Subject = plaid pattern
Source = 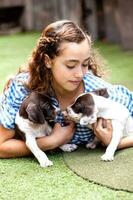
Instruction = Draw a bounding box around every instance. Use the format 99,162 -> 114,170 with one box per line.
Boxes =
0,72 -> 133,144
51,72 -> 133,144
0,73 -> 29,129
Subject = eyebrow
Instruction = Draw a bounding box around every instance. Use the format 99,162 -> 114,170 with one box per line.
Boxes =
65,57 -> 90,63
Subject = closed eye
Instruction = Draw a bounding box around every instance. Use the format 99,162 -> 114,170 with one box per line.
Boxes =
66,65 -> 76,69
82,63 -> 89,68
90,115 -> 97,120
66,64 -> 88,69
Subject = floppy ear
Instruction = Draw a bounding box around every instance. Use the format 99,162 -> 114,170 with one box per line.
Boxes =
83,105 -> 94,116
73,102 -> 83,113
92,88 -> 109,98
26,102 -> 45,124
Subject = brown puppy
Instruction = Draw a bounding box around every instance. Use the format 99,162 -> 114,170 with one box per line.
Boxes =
15,92 -> 56,167
65,88 -> 133,161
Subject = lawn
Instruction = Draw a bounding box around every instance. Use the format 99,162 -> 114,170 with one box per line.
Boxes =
0,33 -> 133,200
95,41 -> 133,90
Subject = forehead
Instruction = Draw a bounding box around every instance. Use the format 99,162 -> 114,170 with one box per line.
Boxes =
59,39 -> 90,60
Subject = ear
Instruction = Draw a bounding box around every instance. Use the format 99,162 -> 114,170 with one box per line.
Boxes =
75,102 -> 82,110
44,54 -> 52,69
92,88 -> 109,98
83,105 -> 94,115
73,102 -> 83,113
26,102 -> 45,124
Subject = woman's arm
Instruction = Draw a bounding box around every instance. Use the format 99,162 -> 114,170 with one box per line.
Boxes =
37,121 -> 75,151
93,118 -> 112,146
0,121 -> 75,158
93,118 -> 133,149
0,124 -> 31,158
117,136 -> 133,149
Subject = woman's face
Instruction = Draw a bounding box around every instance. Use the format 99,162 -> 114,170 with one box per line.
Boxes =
49,39 -> 90,94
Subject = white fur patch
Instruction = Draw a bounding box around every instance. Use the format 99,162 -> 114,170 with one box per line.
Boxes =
15,112 -> 53,167
66,92 -> 133,161
15,112 -> 52,137
66,107 -> 82,122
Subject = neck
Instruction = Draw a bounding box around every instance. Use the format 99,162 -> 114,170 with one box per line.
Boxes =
53,82 -> 84,110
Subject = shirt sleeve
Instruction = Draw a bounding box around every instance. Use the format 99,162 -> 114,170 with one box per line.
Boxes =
0,73 -> 29,129
84,72 -> 113,92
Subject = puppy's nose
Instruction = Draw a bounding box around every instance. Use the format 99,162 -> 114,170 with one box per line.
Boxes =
62,111 -> 68,117
66,108 -> 71,114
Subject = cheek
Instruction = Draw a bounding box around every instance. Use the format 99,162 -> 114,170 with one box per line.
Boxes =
83,67 -> 89,75
51,66 -> 66,81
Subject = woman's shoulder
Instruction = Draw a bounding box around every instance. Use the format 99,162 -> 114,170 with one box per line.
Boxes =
14,72 -> 29,84
0,72 -> 30,129
5,72 -> 30,96
83,72 -> 113,92
1,72 -> 30,105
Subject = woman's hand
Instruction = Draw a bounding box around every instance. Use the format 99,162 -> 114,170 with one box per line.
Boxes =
37,121 -> 75,151
92,118 -> 113,146
51,121 -> 75,145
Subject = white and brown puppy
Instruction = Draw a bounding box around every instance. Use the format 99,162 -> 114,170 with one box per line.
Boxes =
65,88 -> 133,161
15,92 -> 56,168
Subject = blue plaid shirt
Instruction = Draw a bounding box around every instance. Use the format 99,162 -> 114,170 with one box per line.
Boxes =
0,72 -> 133,144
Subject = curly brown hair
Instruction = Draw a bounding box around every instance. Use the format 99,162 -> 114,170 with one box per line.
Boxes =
19,20 -> 105,94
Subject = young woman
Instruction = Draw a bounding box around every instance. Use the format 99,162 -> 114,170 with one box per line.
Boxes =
0,20 -> 133,158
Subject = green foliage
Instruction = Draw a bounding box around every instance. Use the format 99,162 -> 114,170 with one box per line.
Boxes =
0,34 -> 133,199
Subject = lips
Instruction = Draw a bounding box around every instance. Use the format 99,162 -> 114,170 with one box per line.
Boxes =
69,80 -> 81,85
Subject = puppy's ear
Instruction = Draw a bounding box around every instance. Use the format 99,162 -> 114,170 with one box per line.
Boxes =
84,105 -> 94,115
26,102 -> 45,124
73,102 -> 83,113
92,88 -> 109,98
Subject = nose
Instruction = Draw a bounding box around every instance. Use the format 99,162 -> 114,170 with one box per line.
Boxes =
74,66 -> 84,78
66,108 -> 70,113
66,108 -> 72,115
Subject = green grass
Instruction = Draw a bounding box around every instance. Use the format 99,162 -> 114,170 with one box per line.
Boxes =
0,32 -> 39,90
95,41 -> 133,90
0,33 -> 133,200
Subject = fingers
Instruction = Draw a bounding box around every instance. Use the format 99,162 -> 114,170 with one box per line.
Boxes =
101,118 -> 112,128
62,119 -> 75,127
93,118 -> 112,129
92,118 -> 102,130
102,118 -> 107,128
92,118 -> 113,146
54,121 -> 75,131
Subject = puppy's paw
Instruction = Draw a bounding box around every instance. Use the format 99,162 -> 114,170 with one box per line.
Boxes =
37,152 -> 53,167
40,159 -> 53,168
101,153 -> 114,161
60,144 -> 78,152
86,141 -> 97,149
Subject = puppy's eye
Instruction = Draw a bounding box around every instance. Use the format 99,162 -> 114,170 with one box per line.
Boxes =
74,103 -> 82,112
67,109 -> 71,114
91,115 -> 96,120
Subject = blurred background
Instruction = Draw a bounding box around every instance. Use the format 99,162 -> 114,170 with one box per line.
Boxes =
0,0 -> 133,49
